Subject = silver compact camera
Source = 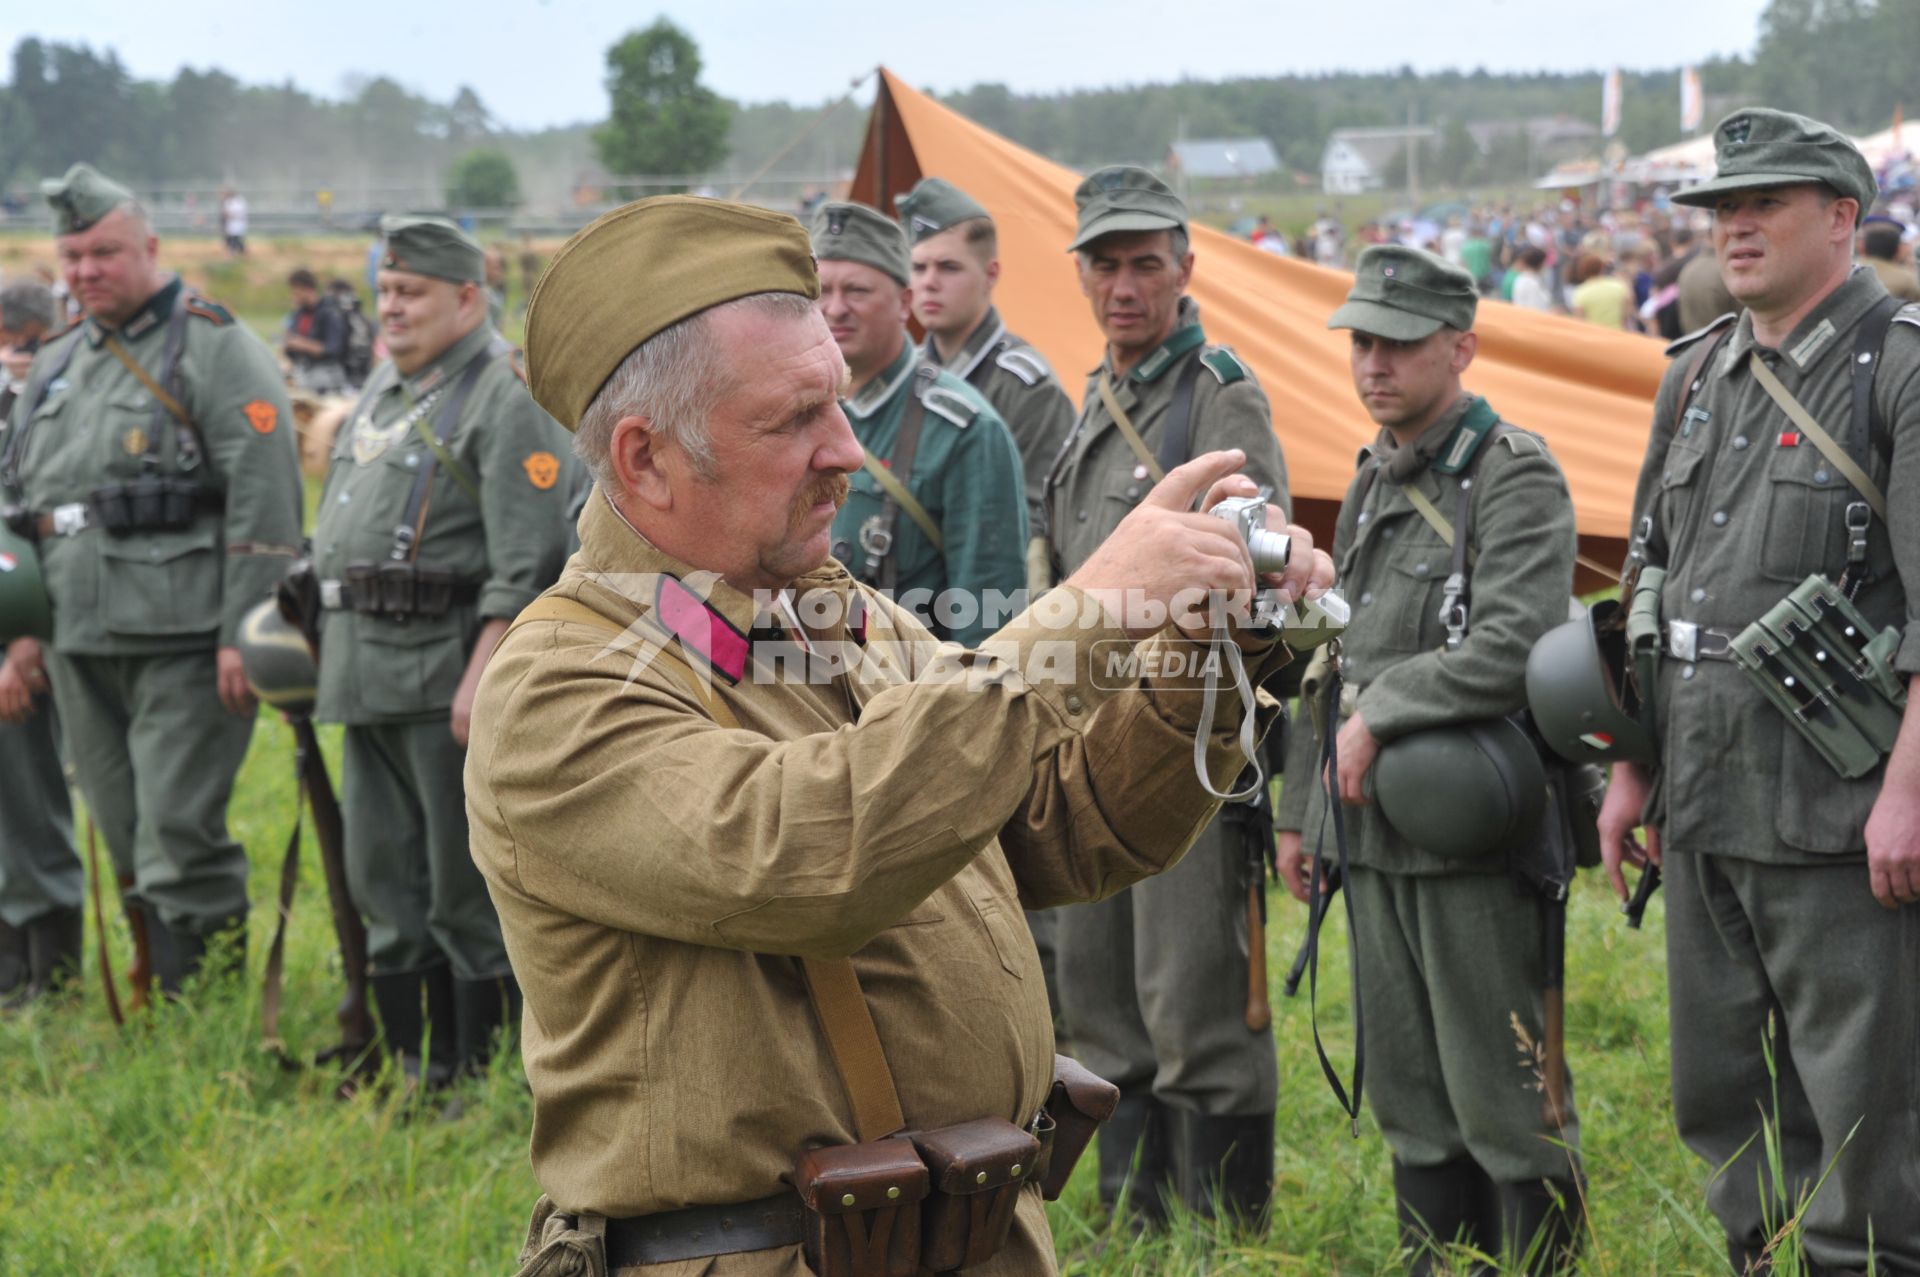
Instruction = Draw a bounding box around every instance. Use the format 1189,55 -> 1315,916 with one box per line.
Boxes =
1205,495 -> 1348,648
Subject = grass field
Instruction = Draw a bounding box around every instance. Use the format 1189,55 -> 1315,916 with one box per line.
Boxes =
1,697 -> 1785,1276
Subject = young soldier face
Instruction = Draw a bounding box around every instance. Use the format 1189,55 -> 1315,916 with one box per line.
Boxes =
815,259 -> 910,384
1711,183 -> 1858,315
1348,327 -> 1476,432
1076,230 -> 1194,359
56,207 -> 163,327
376,269 -> 480,373
909,225 -> 997,342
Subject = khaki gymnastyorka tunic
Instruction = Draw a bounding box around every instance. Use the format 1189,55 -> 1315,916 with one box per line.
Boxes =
464,491 -> 1293,1269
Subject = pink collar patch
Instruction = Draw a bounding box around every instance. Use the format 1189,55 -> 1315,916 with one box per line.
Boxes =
654,575 -> 751,683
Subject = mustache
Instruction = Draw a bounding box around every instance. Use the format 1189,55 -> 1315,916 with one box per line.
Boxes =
794,473 -> 851,521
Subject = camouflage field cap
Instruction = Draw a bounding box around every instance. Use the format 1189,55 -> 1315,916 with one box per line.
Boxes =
810,202 -> 910,286
1069,165 -> 1188,252
379,214 -> 486,285
524,195 -> 818,430
1328,245 -> 1479,341
1672,109 -> 1877,212
894,178 -> 990,244
42,163 -> 136,236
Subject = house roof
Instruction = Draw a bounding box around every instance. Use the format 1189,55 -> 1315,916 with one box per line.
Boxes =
1323,126 -> 1437,172
1169,137 -> 1280,178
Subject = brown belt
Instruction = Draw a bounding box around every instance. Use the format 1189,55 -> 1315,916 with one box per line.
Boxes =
601,1192 -> 807,1267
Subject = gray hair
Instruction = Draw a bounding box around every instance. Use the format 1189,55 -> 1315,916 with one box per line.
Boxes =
1075,225 -> 1191,268
573,291 -> 818,488
0,280 -> 55,335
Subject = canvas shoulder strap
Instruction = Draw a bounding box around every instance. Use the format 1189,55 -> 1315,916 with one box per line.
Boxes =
1095,374 -> 1165,483
506,594 -> 908,1140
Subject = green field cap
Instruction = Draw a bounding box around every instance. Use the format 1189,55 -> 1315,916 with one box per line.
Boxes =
379,214 -> 486,285
1328,245 -> 1479,341
810,202 -> 909,286
895,177 -> 990,244
42,163 -> 135,236
1672,109 -> 1877,212
1069,165 -> 1188,252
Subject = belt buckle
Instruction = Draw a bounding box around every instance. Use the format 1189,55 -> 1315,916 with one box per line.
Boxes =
51,502 -> 89,536
1668,620 -> 1699,662
1696,628 -> 1733,659
858,516 -> 893,558
319,579 -> 343,610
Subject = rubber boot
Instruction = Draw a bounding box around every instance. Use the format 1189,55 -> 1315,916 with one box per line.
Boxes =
1,906 -> 83,1011
1394,1155 -> 1492,1276
0,916 -> 25,998
1493,1176 -> 1585,1276
1096,1092 -> 1173,1228
370,971 -> 428,1085
1171,1109 -> 1274,1226
453,972 -> 523,1077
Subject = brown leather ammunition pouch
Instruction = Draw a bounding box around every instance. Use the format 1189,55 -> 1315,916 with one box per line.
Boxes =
1036,1054 -> 1120,1201
911,1118 -> 1040,1272
794,1138 -> 929,1277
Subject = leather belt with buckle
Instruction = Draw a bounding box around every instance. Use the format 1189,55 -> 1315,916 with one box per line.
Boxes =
1665,620 -> 1738,662
29,503 -> 93,538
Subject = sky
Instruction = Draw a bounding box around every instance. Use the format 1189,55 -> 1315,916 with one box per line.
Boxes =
19,0 -> 1767,131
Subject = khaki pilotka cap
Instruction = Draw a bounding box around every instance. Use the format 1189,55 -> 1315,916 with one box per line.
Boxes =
1328,245 -> 1479,341
42,163 -> 136,235
524,195 -> 819,430
809,201 -> 910,285
380,214 -> 486,285
1068,165 -> 1188,252
894,177 -> 990,244
1671,108 -> 1878,211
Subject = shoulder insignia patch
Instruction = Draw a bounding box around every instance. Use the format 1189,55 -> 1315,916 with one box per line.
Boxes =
184,297 -> 234,326
243,400 -> 278,434
523,451 -> 560,490
1200,347 -> 1249,385
1662,311 -> 1737,358
920,384 -> 978,429
1498,429 -> 1546,457
994,346 -> 1050,386
1890,303 -> 1920,331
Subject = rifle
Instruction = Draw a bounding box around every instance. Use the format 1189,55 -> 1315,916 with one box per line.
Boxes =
83,813 -> 153,1025
1222,771 -> 1276,1032
1511,756 -> 1593,1131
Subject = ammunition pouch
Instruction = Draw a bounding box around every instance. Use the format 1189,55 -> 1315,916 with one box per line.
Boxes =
1730,574 -> 1907,780
337,562 -> 473,619
1035,1054 -> 1120,1200
911,1119 -> 1040,1272
794,1138 -> 928,1277
1625,566 -> 1666,735
87,476 -> 214,536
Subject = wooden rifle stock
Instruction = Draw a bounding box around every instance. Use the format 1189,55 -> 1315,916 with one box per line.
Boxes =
1245,882 -> 1271,1032
296,718 -> 375,1061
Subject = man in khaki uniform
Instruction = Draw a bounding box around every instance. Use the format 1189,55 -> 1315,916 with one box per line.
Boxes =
1,164 -> 302,991
467,194 -> 1333,1274
313,215 -> 574,1085
1043,165 -> 1290,1223
1276,246 -> 1583,1274
896,177 -> 1076,522
1599,110 -> 1920,1276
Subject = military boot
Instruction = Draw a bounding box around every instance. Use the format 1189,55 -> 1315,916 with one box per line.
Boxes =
453,972 -> 523,1077
422,963 -> 459,1090
0,916 -> 29,1000
154,913 -> 246,995
1170,1109 -> 1274,1226
1394,1155 -> 1493,1276
1725,1240 -> 1774,1275
1097,1091 -> 1173,1228
1492,1176 -> 1584,1276
371,970 -> 429,1086
1,906 -> 83,1011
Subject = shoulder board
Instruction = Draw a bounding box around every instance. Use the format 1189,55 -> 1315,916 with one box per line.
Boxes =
920,384 -> 978,429
1890,302 -> 1920,331
994,346 -> 1051,386
1200,347 -> 1249,385
48,316 -> 84,343
1497,427 -> 1547,457
1662,311 -> 1736,358
183,296 -> 234,326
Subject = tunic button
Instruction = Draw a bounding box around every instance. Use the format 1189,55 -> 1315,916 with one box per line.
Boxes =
1076,511 -> 1088,523
1732,435 -> 1749,450
1065,694 -> 1084,715
406,453 -> 419,468
1813,469 -> 1830,484
1682,664 -> 1697,680
1711,511 -> 1728,526
1413,562 -> 1429,577
1382,526 -> 1396,540
1690,587 -> 1706,603
1125,485 -> 1140,499
1357,512 -> 1370,525
1359,591 -> 1374,606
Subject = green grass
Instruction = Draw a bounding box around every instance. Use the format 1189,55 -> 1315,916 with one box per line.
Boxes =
3,712 -> 1753,1276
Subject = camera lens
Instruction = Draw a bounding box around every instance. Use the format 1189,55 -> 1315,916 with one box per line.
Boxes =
1246,527 -> 1290,573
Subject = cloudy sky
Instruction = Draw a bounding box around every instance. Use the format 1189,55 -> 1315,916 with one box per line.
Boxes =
21,0 -> 1766,130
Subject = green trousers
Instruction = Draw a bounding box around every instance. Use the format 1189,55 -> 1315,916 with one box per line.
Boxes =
1348,866 -> 1583,1184
1665,851 -> 1920,1275
341,720 -> 508,982
47,649 -> 252,933
0,672 -> 80,928
1054,814 -> 1278,1114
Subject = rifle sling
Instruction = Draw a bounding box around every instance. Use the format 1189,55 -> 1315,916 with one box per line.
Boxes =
508,595 -> 909,1142
1095,375 -> 1164,483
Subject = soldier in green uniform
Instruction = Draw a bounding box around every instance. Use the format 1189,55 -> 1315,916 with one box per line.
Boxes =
1596,111 -> 1920,1277
1044,165 -> 1288,1223
896,177 -> 1076,524
0,278 -> 83,1010
312,215 -> 574,1086
811,202 -> 1027,648
0,164 -> 302,992
1275,246 -> 1584,1273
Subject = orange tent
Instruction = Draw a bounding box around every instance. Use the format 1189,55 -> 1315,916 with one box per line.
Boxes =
849,69 -> 1670,586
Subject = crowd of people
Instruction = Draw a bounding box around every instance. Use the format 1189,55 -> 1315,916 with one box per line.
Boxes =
0,104 -> 1914,1277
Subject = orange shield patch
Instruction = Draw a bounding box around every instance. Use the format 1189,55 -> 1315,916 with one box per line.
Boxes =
244,400 -> 279,434
523,451 -> 560,491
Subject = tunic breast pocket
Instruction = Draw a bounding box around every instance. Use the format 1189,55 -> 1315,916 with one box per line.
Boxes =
1758,460 -> 1847,584
1385,547 -> 1449,651
1657,443 -> 1706,547
97,523 -> 221,637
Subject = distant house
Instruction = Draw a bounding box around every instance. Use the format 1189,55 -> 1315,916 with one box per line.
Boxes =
1466,116 -> 1602,168
1321,126 -> 1437,194
1168,138 -> 1280,181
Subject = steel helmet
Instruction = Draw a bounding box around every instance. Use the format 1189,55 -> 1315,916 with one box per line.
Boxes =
1374,717 -> 1548,860
0,525 -> 53,644
1526,599 -> 1656,765
237,598 -> 317,715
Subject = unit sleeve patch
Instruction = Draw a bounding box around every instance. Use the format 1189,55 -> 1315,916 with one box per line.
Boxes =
243,400 -> 279,434
523,451 -> 561,490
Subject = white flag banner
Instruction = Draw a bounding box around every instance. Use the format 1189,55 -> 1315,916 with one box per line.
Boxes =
1681,67 -> 1704,133
1602,69 -> 1623,138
